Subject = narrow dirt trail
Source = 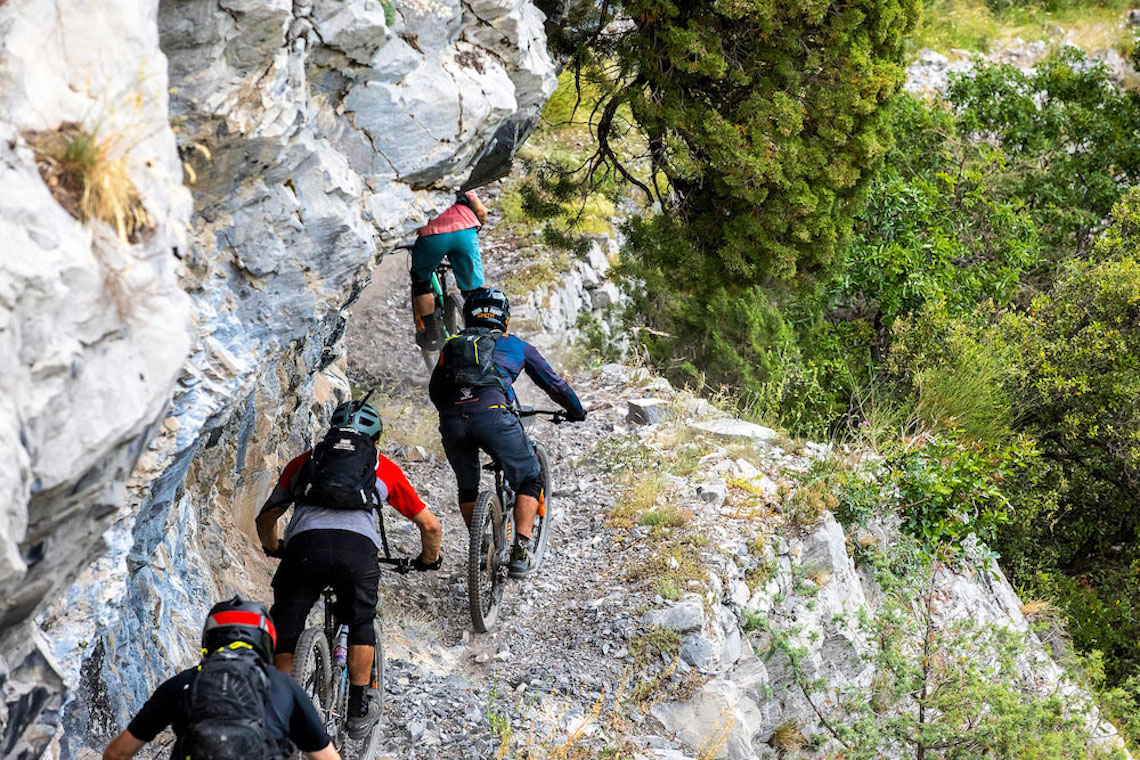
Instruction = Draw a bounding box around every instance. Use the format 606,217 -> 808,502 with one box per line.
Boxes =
343,223 -> 665,757
367,371 -> 646,758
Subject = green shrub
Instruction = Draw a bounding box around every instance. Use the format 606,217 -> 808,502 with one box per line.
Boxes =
949,49 -> 1140,259
875,432 -> 1037,557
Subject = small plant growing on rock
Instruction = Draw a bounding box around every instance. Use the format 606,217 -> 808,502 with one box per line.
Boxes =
769,721 -> 807,755
28,122 -> 152,241
782,481 -> 837,530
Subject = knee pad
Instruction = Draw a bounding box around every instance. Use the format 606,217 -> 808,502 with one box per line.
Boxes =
517,478 -> 543,501
411,276 -> 433,297
458,487 -> 479,504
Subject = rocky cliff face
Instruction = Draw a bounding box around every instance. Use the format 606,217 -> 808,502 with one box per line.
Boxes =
0,0 -> 557,754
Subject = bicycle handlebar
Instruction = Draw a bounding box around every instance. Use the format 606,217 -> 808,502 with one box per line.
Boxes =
519,409 -> 568,424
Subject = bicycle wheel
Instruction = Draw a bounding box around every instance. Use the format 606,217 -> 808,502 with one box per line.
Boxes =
528,441 -> 555,571
293,628 -> 331,721
443,290 -> 464,337
468,490 -> 507,632
343,622 -> 385,760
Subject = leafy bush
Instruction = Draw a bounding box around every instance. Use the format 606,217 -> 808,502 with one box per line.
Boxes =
948,49 -> 1140,259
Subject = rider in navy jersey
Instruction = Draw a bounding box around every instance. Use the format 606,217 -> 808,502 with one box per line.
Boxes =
429,288 -> 585,576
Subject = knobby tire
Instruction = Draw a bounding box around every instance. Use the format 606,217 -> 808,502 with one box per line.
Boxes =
529,441 -> 554,570
444,291 -> 464,337
341,621 -> 384,760
292,628 -> 331,759
468,490 -> 504,633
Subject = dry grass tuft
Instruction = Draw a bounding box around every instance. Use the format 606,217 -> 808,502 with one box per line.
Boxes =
697,711 -> 735,760
1020,598 -> 1057,622
610,470 -> 667,528
768,721 -> 807,755
28,122 -> 152,242
807,570 -> 832,588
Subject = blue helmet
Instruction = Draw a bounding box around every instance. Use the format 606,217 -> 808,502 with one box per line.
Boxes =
331,400 -> 383,439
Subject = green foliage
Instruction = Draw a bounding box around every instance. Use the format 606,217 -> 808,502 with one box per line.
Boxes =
883,433 -> 1036,554
573,311 -> 623,367
832,576 -> 1124,759
759,559 -> 1124,759
621,271 -> 855,434
827,430 -> 1036,558
948,49 -> 1140,258
887,302 -> 1017,443
988,192 -> 1140,687
881,189 -> 1140,720
841,95 -> 1039,327
380,0 -> 395,26
601,0 -> 919,283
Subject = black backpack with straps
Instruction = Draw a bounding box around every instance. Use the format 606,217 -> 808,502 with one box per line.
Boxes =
441,327 -> 507,393
295,427 -> 378,510
176,649 -> 273,760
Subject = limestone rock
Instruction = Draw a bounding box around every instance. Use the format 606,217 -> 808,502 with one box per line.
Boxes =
651,679 -> 765,760
642,596 -> 705,634
0,0 -> 563,751
691,418 -> 778,445
0,0 -> 193,742
697,480 -> 728,509
627,398 -> 673,426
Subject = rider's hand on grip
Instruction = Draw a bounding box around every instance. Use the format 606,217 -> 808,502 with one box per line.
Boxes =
412,551 -> 443,572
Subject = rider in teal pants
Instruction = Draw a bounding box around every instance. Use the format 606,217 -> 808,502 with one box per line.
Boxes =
412,191 -> 487,351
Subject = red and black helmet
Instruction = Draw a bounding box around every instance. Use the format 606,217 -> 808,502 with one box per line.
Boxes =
202,596 -> 276,663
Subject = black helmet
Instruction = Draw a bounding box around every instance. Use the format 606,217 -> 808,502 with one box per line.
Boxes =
463,287 -> 510,331
331,400 -> 383,440
202,596 -> 276,663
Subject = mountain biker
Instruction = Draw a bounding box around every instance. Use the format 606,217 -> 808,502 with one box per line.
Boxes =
255,400 -> 442,739
411,190 -> 488,351
102,596 -> 338,760
429,287 -> 586,577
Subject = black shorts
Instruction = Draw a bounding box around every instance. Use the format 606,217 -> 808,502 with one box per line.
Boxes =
270,529 -> 380,653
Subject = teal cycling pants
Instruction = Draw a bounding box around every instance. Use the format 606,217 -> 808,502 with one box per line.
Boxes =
411,227 -> 483,292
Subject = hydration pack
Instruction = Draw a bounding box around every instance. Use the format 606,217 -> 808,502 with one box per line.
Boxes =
296,427 -> 378,510
176,650 -> 272,760
441,327 -> 507,394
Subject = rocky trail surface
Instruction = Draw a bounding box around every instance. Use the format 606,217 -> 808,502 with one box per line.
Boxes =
368,367 -> 645,758
341,214 -> 665,756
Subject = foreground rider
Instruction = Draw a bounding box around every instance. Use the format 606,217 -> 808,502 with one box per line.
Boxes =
429,288 -> 586,576
411,190 -> 488,351
102,597 -> 337,760
255,400 -> 442,739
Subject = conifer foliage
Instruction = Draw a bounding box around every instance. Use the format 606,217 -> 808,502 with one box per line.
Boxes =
562,0 -> 920,284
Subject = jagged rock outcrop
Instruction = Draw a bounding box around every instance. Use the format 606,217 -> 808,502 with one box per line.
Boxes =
1,0 -> 558,753
0,1 -> 192,754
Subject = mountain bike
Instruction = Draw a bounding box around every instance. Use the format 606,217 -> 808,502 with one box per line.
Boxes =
467,409 -> 564,633
292,556 -> 412,760
400,242 -> 465,371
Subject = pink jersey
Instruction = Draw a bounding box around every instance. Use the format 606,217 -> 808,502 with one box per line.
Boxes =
418,193 -> 481,236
